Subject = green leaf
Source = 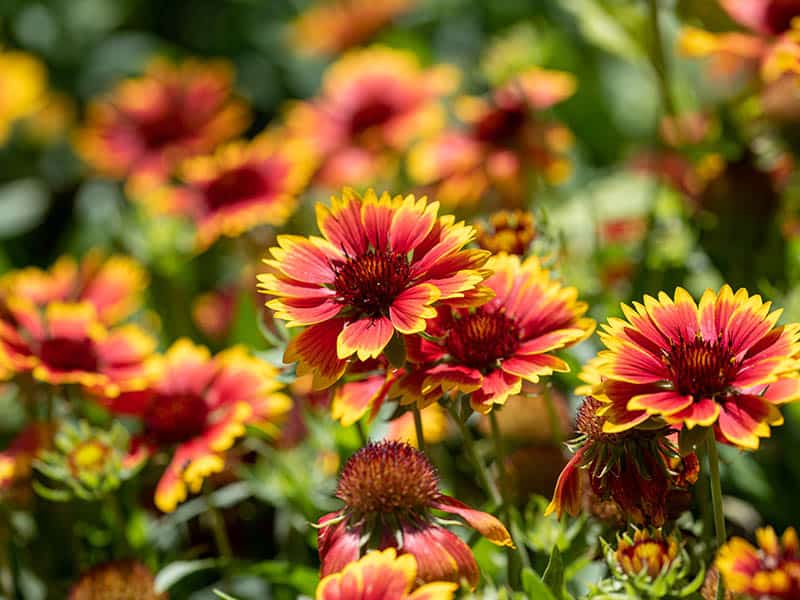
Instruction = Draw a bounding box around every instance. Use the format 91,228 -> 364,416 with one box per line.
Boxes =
154,559 -> 220,593
213,591 -> 243,600
228,291 -> 268,350
522,567 -> 558,600
543,545 -> 565,599
246,560 -> 319,595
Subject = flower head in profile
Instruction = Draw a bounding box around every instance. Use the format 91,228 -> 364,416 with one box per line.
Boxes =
406,253 -> 593,413
106,339 -> 291,511
258,188 -> 491,388
408,68 -> 574,208
0,251 -> 148,325
143,136 -> 314,250
317,441 -> 512,588
75,58 -> 249,193
285,47 -> 458,187
0,49 -> 48,143
716,526 -> 800,599
291,0 -> 415,56
316,548 -> 456,600
546,397 -> 699,526
0,300 -> 155,397
68,560 -> 166,600
587,286 -> 800,449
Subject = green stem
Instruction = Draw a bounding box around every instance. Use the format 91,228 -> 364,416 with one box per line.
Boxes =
446,403 -> 500,505
542,385 -> 564,446
413,405 -> 426,454
490,411 -> 531,573
355,421 -> 368,447
647,0 -> 677,116
203,487 -> 233,561
706,429 -> 727,600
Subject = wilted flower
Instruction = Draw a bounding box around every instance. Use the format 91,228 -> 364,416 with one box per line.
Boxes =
143,136 -> 314,250
106,339 -> 291,512
316,547 -> 456,600
586,286 -> 800,449
594,528 -> 703,599
0,300 -> 156,396
68,559 -> 166,600
546,397 -> 699,526
475,209 -> 537,255
0,49 -> 48,143
291,0 -> 415,56
406,253 -> 593,413
33,421 -> 143,501
258,188 -> 491,389
75,58 -> 249,193
285,47 -> 458,187
716,526 -> 800,599
408,68 -> 575,208
0,251 -> 148,325
317,440 -> 512,588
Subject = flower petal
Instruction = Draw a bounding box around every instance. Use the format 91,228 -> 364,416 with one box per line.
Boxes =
389,284 -> 440,334
627,391 -> 694,415
716,394 -> 782,450
389,194 -> 438,254
433,494 -> 513,547
285,319 -> 348,389
470,369 -> 522,413
337,317 -> 394,361
664,397 -> 721,429
501,353 -> 569,381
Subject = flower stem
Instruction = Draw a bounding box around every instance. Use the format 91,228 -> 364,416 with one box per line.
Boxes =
413,404 -> 426,453
706,429 -> 727,600
647,0 -> 677,116
355,421 -> 368,447
203,486 -> 233,561
446,402 -> 500,505
490,411 -> 531,573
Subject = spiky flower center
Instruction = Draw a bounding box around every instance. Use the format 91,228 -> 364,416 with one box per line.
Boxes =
69,441 -> 110,475
144,393 -> 209,444
446,310 -> 521,370
332,250 -> 410,318
663,336 -> 737,398
336,440 -> 440,514
70,560 -> 164,600
40,337 -> 99,372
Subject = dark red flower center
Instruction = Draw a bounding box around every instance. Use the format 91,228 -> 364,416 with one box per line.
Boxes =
348,98 -> 396,137
446,310 -> 521,370
39,337 -> 99,372
203,165 -> 274,213
135,96 -> 194,150
765,0 -> 800,34
663,337 -> 737,398
474,105 -> 526,145
332,250 -> 410,318
336,440 -> 440,514
144,392 -> 209,444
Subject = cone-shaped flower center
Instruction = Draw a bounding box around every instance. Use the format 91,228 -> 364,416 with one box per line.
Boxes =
663,337 -> 737,397
333,250 -> 410,318
204,165 -> 273,212
336,440 -> 440,514
765,0 -> 800,34
446,310 -> 521,370
144,393 -> 209,444
39,337 -> 99,372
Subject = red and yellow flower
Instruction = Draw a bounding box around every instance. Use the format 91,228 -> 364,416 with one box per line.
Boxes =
408,68 -> 575,209
475,209 -> 537,255
258,188 -> 492,389
316,548 -> 457,600
106,339 -> 291,512
0,422 -> 54,491
317,440 -> 512,588
716,526 -> 800,599
0,251 -> 147,325
291,0 -> 415,56
400,253 -> 593,413
0,300 -> 155,396
0,49 -> 48,143
545,397 -> 699,526
285,47 -> 458,187
586,286 -> 800,449
613,528 -> 680,579
75,58 -> 249,193
143,135 -> 314,250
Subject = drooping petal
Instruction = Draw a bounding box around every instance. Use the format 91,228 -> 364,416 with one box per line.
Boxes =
432,495 -> 513,547
318,512 -> 362,578
544,447 -> 586,518
716,394 -> 782,450
664,397 -> 721,429
400,522 -> 480,589
337,317 -> 394,361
